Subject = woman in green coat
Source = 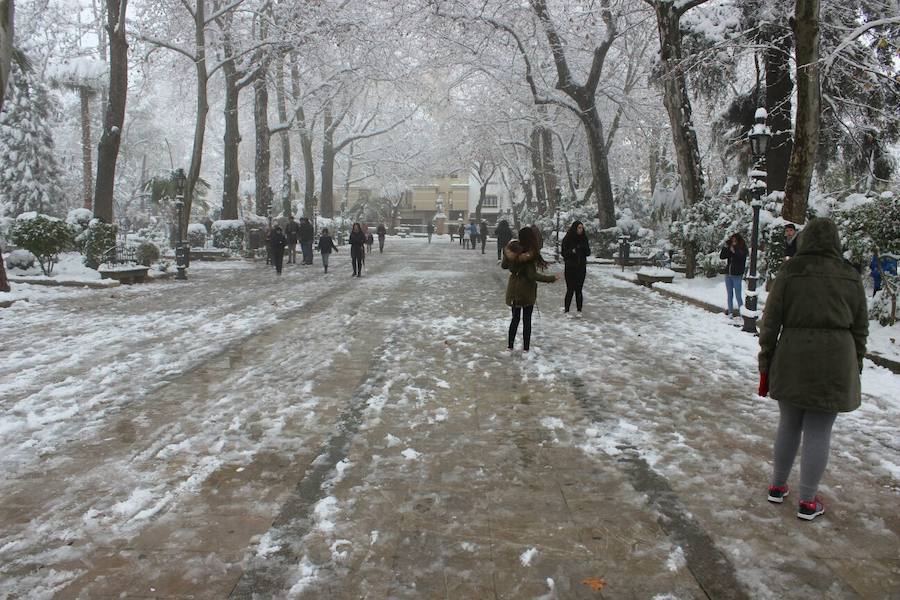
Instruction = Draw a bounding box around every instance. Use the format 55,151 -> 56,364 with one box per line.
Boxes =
758,218 -> 868,521
502,226 -> 559,352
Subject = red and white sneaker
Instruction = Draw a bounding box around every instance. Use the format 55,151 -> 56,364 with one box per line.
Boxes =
767,485 -> 789,504
797,496 -> 826,521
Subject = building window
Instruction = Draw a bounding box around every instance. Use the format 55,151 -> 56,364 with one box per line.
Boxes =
482,195 -> 498,208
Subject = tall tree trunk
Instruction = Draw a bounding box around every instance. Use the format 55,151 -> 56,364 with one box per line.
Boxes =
580,107 -> 616,228
783,0 -> 821,224
290,54 -> 315,218
253,70 -> 270,217
92,0 -> 128,224
475,179 -> 489,223
765,28 -> 793,193
79,87 -> 94,210
184,0 -> 208,236
319,101 -> 335,218
530,128 -> 547,214
221,59 -> 241,220
541,126 -> 558,211
274,55 -> 292,216
648,128 -> 660,196
650,0 -> 708,278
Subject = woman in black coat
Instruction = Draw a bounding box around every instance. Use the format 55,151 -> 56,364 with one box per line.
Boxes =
269,225 -> 288,275
560,221 -> 591,315
349,222 -> 366,277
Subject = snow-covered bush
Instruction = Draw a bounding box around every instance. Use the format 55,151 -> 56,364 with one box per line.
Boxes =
187,223 -> 207,248
10,214 -> 72,276
82,220 -> 118,269
670,195 -> 752,259
871,285 -> 898,326
66,208 -> 94,251
5,248 -> 36,270
134,241 -> 160,267
212,220 -> 245,250
0,216 -> 13,251
834,193 -> 899,265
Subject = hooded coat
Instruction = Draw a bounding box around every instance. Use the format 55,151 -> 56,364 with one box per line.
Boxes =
758,218 -> 868,413
502,240 -> 556,307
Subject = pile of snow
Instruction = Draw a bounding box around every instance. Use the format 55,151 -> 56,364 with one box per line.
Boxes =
5,249 -> 36,270
211,220 -> 244,233
187,223 -> 208,236
637,267 -> 676,277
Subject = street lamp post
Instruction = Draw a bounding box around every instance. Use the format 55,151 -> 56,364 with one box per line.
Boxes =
743,108 -> 772,334
173,168 -> 188,281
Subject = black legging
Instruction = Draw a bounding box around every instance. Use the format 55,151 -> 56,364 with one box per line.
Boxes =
352,255 -> 363,275
508,305 -> 534,351
564,265 -> 586,312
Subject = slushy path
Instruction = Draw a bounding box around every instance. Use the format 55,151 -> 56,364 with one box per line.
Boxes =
1,238 -> 897,599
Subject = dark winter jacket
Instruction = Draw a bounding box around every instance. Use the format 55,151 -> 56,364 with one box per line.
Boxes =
495,222 -> 513,247
284,220 -> 301,244
377,225 -> 386,237
561,234 -> 591,269
758,218 -> 868,413
318,235 -> 338,255
299,220 -> 314,243
349,230 -> 366,258
480,222 -> 489,239
720,244 -> 747,276
501,240 -> 556,307
269,230 -> 287,253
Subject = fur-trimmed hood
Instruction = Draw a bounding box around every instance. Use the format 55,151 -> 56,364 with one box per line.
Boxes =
503,240 -> 537,269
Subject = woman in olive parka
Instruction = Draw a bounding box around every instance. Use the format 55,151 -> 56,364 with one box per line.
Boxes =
758,218 -> 868,521
502,226 -> 559,352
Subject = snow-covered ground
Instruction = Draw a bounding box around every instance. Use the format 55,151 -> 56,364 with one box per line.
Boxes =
1,239 -> 897,598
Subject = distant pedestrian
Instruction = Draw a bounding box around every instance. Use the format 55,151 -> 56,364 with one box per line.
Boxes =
870,253 -> 898,296
720,233 -> 748,318
459,223 -> 466,248
318,228 -> 339,274
759,218 -> 868,521
269,225 -> 287,275
285,215 -> 301,264
479,221 -> 489,254
561,220 -> 591,316
784,223 -> 797,260
377,223 -> 387,253
495,219 -> 513,262
427,222 -> 434,244
349,223 -> 366,277
468,222 -> 478,250
299,217 -> 315,265
502,226 -> 560,352
365,230 -> 374,254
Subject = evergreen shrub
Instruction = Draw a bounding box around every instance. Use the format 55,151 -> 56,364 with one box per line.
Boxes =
10,214 -> 72,276
82,221 -> 118,269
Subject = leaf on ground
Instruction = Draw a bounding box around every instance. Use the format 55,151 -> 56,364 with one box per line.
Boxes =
580,577 -> 606,591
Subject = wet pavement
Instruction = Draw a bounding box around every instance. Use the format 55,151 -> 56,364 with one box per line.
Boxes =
1,239 -> 898,599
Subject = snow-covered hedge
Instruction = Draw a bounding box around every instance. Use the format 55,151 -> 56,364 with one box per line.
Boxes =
187,223 -> 207,248
82,220 -> 117,269
5,248 -> 36,270
10,214 -> 72,276
134,241 -> 160,267
212,220 -> 245,250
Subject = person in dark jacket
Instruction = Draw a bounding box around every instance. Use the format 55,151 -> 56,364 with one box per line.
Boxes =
784,223 -> 797,260
458,222 -> 466,248
269,225 -> 287,275
349,223 -> 366,277
495,220 -> 513,262
502,226 -> 560,352
284,215 -> 301,264
377,223 -> 387,253
720,233 -> 748,318
479,221 -> 489,254
299,217 -> 315,265
561,220 -> 591,315
427,222 -> 434,244
758,218 -> 868,521
317,228 -> 339,273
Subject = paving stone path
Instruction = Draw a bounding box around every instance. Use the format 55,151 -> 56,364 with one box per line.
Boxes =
1,239 -> 897,599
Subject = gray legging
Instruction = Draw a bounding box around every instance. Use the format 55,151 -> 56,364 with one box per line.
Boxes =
772,401 -> 838,502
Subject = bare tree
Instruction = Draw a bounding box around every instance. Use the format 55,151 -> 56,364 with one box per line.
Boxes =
0,0 -> 13,293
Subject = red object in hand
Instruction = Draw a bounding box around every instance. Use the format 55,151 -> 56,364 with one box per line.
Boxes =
758,372 -> 769,397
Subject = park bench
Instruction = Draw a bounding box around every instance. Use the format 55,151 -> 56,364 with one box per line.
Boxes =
98,245 -> 149,284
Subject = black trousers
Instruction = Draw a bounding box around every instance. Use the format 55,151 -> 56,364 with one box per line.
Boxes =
564,265 -> 586,311
272,251 -> 285,274
352,256 -> 363,275
378,236 -> 385,252
497,242 -> 503,261
480,236 -> 487,253
508,305 -> 534,350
